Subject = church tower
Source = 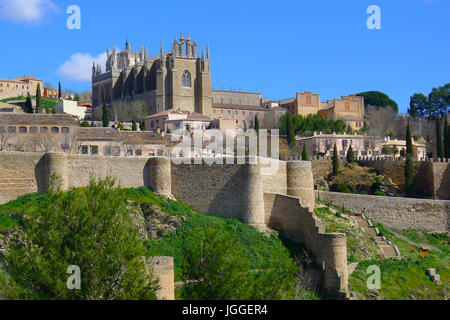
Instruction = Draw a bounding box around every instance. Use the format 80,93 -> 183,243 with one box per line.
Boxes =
166,33 -> 212,115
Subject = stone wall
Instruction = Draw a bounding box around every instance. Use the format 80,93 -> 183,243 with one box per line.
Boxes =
0,152 -> 44,203
311,158 -> 450,200
316,191 -> 450,232
150,256 -> 175,300
431,162 -> 450,200
264,193 -> 348,296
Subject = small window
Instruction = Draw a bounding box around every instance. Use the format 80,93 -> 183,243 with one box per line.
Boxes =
127,149 -> 133,156
157,149 -> 163,156
104,146 -> 112,156
51,127 -> 59,134
182,70 -> 191,88
136,149 -> 142,156
0,126 -> 4,133
7,126 -> 16,133
19,127 -> 27,134
30,126 -> 38,133
81,146 -> 89,154
113,146 -> 121,156
91,145 -> 98,155
40,127 -> 48,133
62,127 -> 70,134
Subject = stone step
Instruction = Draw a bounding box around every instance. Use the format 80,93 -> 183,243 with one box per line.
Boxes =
356,219 -> 370,228
376,240 -> 389,246
381,245 -> 397,258
364,228 -> 377,237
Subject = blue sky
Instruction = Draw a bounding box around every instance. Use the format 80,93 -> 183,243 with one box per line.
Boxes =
0,0 -> 448,113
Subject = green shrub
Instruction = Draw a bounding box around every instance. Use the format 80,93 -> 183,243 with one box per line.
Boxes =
336,183 -> 352,193
1,177 -> 159,300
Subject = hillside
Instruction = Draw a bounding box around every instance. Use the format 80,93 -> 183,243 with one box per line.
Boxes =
0,185 -> 321,300
314,200 -> 449,300
1,96 -> 60,113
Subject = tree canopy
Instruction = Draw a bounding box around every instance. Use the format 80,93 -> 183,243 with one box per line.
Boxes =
356,91 -> 399,113
408,84 -> 449,118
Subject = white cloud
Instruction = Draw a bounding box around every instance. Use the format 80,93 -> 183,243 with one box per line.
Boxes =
56,52 -> 107,83
0,0 -> 59,25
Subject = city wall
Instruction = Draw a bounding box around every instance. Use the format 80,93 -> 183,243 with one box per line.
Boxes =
0,152 -> 346,294
316,191 -> 450,232
264,193 -> 348,296
310,158 -> 450,200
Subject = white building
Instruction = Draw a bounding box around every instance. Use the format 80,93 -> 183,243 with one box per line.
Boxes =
55,100 -> 88,119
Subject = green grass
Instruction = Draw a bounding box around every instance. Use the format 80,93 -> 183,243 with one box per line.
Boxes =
349,225 -> 449,300
1,187 -> 321,300
1,96 -> 60,113
314,206 -> 383,263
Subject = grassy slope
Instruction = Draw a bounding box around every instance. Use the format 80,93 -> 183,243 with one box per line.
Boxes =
314,201 -> 449,300
0,188 -> 321,300
1,96 -> 60,113
314,206 -> 383,262
349,222 -> 449,300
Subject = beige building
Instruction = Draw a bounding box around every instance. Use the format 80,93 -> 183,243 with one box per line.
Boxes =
144,109 -> 211,133
382,137 -> 427,161
296,133 -> 427,160
0,76 -> 43,100
280,91 -> 365,130
75,128 -> 172,157
92,35 -> 212,117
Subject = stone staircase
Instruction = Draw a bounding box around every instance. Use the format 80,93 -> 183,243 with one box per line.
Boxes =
352,215 -> 401,259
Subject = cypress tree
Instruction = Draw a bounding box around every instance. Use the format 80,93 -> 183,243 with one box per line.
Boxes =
405,154 -> 415,196
254,114 -> 260,134
102,96 -> 109,128
36,83 -> 43,113
406,121 -> 413,157
444,115 -> 450,159
132,120 -> 137,131
301,144 -> 308,161
436,116 -> 445,159
346,145 -> 355,163
25,93 -> 33,113
287,113 -> 295,148
332,143 -> 339,175
58,82 -> 62,100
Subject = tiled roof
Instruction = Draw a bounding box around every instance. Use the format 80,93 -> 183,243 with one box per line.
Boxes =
75,127 -> 176,146
0,113 -> 78,126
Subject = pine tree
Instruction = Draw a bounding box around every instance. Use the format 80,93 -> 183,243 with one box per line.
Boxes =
102,96 -> 109,128
301,144 -> 308,161
332,143 -> 339,175
36,83 -> 43,113
405,154 -> 415,196
58,82 -> 62,100
436,116 -> 445,159
254,114 -> 260,133
406,121 -> 413,157
346,145 -> 355,163
25,93 -> 33,113
444,114 -> 450,159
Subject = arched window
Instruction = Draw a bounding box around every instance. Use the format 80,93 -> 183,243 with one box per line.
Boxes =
182,71 -> 191,88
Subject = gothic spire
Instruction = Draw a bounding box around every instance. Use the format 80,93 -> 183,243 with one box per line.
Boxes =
206,44 -> 209,60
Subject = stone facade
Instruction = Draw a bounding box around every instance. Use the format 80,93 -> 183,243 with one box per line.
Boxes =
316,191 -> 450,232
0,76 -> 42,100
264,193 -> 348,296
92,35 -> 212,117
279,91 -> 365,130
